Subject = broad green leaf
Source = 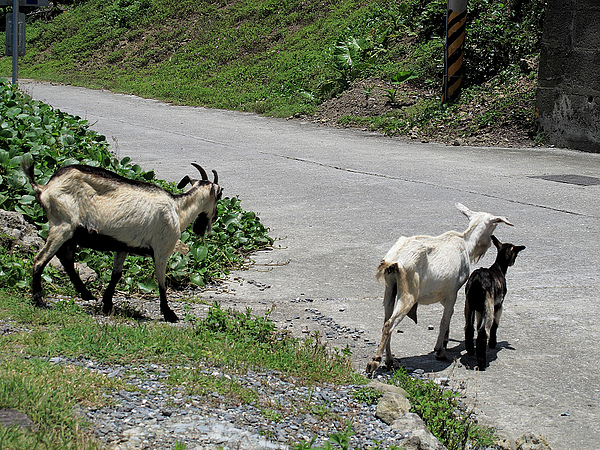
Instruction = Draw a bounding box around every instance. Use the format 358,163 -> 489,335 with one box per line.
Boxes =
138,278 -> 158,293
62,157 -> 80,166
6,106 -> 21,118
190,273 -> 205,286
190,245 -> 208,262
19,194 -> 36,205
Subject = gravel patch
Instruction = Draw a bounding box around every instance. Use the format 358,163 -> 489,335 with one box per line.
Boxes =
45,356 -> 416,450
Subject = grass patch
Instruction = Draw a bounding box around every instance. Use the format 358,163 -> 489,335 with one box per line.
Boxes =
0,291 -> 355,383
0,356 -> 121,449
0,289 -> 359,447
389,368 -> 496,450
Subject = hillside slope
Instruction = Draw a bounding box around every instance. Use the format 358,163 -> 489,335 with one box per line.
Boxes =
0,0 -> 545,147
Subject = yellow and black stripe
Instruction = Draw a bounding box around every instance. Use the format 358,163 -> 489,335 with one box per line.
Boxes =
442,7 -> 467,102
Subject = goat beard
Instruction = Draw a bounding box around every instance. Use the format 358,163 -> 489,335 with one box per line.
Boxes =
192,213 -> 210,236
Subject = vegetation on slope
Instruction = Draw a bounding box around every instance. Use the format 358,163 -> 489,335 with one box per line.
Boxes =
0,80 -> 273,296
0,0 -> 545,144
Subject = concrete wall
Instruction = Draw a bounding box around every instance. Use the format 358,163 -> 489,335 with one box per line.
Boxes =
535,0 -> 600,152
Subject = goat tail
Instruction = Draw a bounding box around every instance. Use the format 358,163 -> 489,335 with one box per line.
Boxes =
20,158 -> 42,194
376,260 -> 397,284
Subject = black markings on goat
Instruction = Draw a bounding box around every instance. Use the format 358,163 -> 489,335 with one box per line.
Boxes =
22,159 -> 223,323
464,235 -> 525,370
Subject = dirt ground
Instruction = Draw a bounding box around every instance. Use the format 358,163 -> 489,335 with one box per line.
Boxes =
307,76 -> 538,149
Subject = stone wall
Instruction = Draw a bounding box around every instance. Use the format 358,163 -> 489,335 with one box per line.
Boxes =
535,0 -> 600,152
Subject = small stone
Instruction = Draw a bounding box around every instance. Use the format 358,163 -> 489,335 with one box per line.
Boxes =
434,377 -> 450,387
0,409 -> 33,430
515,433 -> 552,450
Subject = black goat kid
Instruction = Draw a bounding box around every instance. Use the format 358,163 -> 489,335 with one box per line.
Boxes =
464,235 -> 525,370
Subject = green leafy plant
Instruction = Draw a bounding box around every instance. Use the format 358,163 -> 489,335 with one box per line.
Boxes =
0,80 -> 274,296
319,36 -> 373,99
104,0 -> 152,29
391,70 -> 418,85
384,88 -> 398,106
350,386 -> 383,406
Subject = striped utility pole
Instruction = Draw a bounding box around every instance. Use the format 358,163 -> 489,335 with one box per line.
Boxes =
442,0 -> 468,102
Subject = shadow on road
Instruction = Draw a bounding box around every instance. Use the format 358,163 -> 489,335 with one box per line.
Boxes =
458,340 -> 516,371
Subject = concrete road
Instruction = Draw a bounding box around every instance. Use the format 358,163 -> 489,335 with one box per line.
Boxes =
21,80 -> 600,449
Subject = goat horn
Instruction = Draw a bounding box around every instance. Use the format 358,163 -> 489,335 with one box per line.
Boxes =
212,169 -> 218,185
191,163 -> 208,181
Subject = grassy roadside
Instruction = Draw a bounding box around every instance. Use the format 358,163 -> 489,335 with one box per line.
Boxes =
0,289 -> 496,449
0,0 -> 545,143
0,290 -> 356,449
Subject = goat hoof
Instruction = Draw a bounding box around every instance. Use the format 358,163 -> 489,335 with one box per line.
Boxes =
32,293 -> 48,309
81,291 -> 96,301
385,359 -> 401,371
366,360 -> 380,375
34,300 -> 50,309
163,310 -> 179,323
434,348 -> 447,360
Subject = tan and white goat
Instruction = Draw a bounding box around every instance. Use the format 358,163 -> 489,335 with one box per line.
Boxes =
22,159 -> 222,323
367,203 -> 513,374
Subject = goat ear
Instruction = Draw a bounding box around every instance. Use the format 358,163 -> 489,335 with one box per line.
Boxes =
212,184 -> 223,200
515,245 -> 526,254
177,176 -> 191,189
491,235 -> 501,248
455,202 -> 474,219
492,216 -> 514,226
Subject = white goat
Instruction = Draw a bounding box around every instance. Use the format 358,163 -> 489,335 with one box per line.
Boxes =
366,203 -> 513,374
22,159 -> 222,323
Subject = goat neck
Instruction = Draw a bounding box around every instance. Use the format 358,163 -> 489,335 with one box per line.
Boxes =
461,217 -> 497,262
456,204 -> 514,263
175,183 -> 214,230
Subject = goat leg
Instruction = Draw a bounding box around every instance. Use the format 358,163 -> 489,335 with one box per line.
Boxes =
31,226 -> 73,308
56,243 -> 95,301
383,281 -> 397,368
476,329 -> 488,370
476,300 -> 495,370
434,294 -> 457,360
489,306 -> 502,349
101,252 -> 127,316
489,322 -> 498,349
368,297 -> 415,374
367,319 -> 395,374
31,263 -> 49,308
158,284 -> 178,323
154,258 -> 178,323
464,307 -> 476,356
